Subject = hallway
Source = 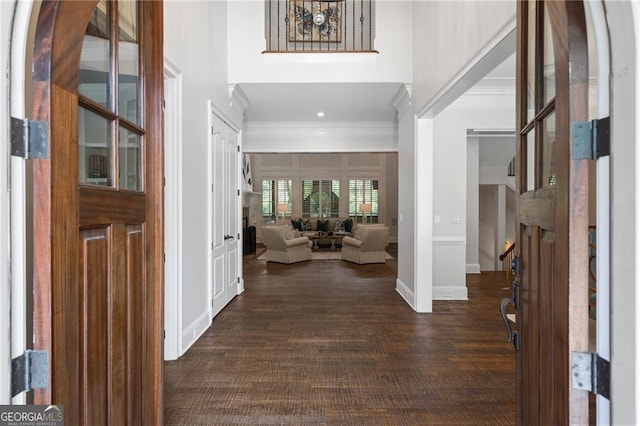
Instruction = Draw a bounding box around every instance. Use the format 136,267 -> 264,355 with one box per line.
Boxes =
164,248 -> 516,424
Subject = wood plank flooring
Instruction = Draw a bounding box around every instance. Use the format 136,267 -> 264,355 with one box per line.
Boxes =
164,245 -> 516,424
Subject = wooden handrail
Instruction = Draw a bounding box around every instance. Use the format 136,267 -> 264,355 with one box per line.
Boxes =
499,242 -> 516,261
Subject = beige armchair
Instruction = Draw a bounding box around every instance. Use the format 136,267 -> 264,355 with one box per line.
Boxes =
341,225 -> 389,264
262,226 -> 312,264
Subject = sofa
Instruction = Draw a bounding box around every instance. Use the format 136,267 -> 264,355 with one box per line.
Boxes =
290,217 -> 355,247
262,225 -> 312,264
341,224 -> 389,264
291,217 -> 355,234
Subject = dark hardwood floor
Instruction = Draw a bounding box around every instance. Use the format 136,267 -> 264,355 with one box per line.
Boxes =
164,245 -> 516,424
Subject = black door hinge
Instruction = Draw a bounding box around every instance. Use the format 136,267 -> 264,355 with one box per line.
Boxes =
12,350 -> 49,397
11,117 -> 48,159
571,116 -> 610,160
572,352 -> 610,399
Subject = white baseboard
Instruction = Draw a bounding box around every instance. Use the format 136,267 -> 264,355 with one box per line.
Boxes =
181,310 -> 211,356
433,286 -> 468,300
396,278 -> 416,311
466,263 -> 481,274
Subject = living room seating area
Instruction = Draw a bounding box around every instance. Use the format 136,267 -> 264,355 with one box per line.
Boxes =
261,221 -> 389,264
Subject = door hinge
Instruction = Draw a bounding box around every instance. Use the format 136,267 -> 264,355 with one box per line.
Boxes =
11,117 -> 48,159
237,233 -> 240,240
571,352 -> 610,399
571,116 -> 610,160
237,277 -> 240,283
11,350 -> 49,397
237,146 -> 240,152
237,189 -> 240,196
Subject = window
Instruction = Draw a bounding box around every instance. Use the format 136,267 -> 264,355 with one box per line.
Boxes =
262,179 -> 292,224
349,179 -> 379,223
78,0 -> 143,191
302,180 -> 340,218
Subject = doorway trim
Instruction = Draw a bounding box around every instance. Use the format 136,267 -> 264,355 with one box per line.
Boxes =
5,0 -> 35,405
163,59 -> 184,361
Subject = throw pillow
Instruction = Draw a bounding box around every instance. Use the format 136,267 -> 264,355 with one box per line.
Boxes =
301,219 -> 312,231
344,218 -> 354,233
334,220 -> 345,232
291,218 -> 302,231
317,219 -> 330,232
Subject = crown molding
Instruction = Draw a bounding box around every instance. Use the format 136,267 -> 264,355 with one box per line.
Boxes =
392,84 -> 413,117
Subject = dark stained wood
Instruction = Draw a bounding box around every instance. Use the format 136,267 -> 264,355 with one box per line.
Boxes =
78,227 -> 109,424
142,2 -> 165,423
78,189 -> 146,227
515,1 -> 590,423
30,1 -> 164,423
164,248 -> 516,424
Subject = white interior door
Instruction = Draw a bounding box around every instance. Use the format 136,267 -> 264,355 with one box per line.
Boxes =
210,108 -> 238,318
225,128 -> 239,301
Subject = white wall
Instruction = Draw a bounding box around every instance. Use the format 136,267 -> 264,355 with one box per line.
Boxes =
227,1 -> 414,84
164,1 -> 243,354
478,185 -> 497,271
432,105 -> 514,298
606,0 -> 640,423
412,1 -> 516,111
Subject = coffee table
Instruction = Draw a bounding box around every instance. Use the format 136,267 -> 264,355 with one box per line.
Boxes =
307,232 -> 350,250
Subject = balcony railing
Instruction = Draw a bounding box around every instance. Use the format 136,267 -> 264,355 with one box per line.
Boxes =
264,0 -> 376,53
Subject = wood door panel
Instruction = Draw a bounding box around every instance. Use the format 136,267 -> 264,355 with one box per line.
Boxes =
539,229 -> 556,424
79,188 -> 146,227
126,224 -> 144,425
519,226 -> 539,425
79,227 -> 110,425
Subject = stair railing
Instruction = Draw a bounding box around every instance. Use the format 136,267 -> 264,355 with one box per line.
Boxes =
499,242 -> 516,272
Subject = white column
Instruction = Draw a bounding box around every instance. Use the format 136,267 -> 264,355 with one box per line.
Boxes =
496,184 -> 506,270
466,137 -> 480,273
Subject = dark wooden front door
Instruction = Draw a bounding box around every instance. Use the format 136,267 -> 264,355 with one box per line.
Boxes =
515,1 -> 590,423
30,1 -> 163,424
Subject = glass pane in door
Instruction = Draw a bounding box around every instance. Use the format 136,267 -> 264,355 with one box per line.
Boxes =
541,111 -> 557,187
118,0 -> 140,125
79,107 -> 112,187
79,0 -> 111,108
542,5 -> 556,105
525,130 -> 536,191
526,0 -> 537,120
118,126 -> 142,191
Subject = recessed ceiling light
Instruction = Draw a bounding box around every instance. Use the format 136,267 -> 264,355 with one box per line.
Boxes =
317,112 -> 325,117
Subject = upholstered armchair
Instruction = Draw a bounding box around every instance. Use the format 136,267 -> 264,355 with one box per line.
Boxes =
341,225 -> 389,264
262,226 -> 312,264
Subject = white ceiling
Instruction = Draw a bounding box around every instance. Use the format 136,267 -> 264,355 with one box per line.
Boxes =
240,82 -> 403,123
239,54 -> 516,167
